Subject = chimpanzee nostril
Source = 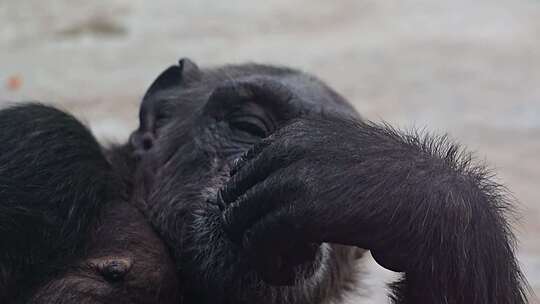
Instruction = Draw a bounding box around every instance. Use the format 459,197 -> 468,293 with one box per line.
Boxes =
91,257 -> 132,283
130,130 -> 155,154
102,261 -> 128,282
142,133 -> 154,150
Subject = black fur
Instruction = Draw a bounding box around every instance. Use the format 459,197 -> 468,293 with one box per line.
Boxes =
0,104 -> 112,302
0,104 -> 178,303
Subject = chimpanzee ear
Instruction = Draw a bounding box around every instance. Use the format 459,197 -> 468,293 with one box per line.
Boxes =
132,58 -> 201,154
142,58 -> 201,100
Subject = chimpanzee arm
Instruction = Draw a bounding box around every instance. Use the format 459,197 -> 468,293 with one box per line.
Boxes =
0,104 -> 115,302
221,115 -> 528,304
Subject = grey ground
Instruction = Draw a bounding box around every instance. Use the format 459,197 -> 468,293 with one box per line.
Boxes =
0,0 -> 539,302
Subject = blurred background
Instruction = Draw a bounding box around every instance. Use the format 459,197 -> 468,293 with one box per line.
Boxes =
1,0 -> 539,302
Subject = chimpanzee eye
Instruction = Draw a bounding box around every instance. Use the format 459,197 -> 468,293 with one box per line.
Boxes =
229,115 -> 270,138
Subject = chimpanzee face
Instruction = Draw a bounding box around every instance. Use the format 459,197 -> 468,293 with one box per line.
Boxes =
27,201 -> 179,304
0,104 -> 180,304
130,59 -> 358,300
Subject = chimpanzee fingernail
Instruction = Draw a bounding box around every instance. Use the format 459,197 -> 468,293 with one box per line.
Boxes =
230,154 -> 247,176
218,186 -> 233,205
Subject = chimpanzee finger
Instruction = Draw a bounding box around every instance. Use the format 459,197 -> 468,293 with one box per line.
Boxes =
219,142 -> 276,206
219,138 -> 304,206
240,208 -> 319,286
221,169 -> 304,244
229,138 -> 272,177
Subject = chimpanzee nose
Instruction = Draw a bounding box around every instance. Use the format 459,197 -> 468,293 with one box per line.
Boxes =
90,257 -> 133,282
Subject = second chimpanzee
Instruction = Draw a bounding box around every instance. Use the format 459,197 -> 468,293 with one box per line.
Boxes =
0,104 -> 178,303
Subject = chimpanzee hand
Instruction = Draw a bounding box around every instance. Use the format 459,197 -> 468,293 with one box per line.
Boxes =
221,114 -> 525,304
220,115 -> 390,284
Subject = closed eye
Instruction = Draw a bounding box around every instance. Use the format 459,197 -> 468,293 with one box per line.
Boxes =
229,114 -> 270,138
226,101 -> 276,139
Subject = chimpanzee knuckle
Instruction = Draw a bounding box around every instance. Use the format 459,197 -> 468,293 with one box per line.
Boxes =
250,137 -> 273,157
252,141 -> 290,168
271,138 -> 307,163
283,123 -> 310,141
283,118 -> 308,130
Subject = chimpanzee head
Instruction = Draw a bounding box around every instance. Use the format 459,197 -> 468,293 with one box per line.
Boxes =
26,201 -> 179,304
129,59 -> 360,302
0,104 -> 178,304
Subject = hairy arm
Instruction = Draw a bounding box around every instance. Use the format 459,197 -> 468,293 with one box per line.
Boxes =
221,115 -> 528,304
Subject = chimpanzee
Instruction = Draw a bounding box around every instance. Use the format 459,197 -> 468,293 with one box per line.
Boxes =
0,104 -> 178,303
0,58 -> 528,304
122,59 -> 528,303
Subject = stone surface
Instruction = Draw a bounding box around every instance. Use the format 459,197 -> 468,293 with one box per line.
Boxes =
1,0 -> 539,302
